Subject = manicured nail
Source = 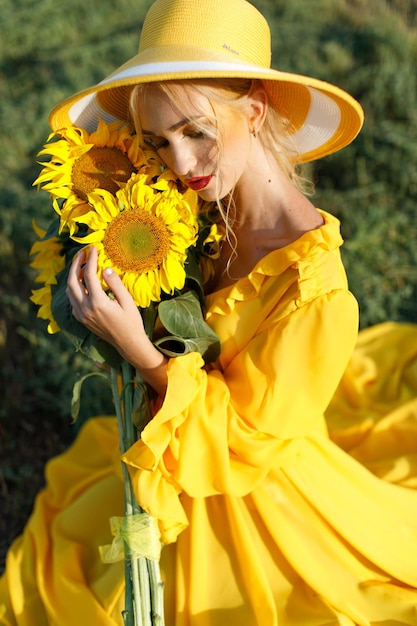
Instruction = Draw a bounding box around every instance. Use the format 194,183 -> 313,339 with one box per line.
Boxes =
103,267 -> 114,276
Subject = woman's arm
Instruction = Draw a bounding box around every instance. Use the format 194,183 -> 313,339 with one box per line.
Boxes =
121,288 -> 359,543
66,246 -> 168,397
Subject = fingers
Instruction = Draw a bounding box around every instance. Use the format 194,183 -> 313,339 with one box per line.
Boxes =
81,247 -> 128,304
66,247 -> 100,321
66,246 -> 133,323
101,266 -> 133,308
81,246 -> 104,299
67,248 -> 87,302
68,246 -> 108,301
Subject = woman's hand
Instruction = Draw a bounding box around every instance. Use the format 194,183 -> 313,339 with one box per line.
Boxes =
66,247 -> 168,396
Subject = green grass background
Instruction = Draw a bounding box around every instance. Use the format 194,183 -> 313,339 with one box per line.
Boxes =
1,0 -> 417,570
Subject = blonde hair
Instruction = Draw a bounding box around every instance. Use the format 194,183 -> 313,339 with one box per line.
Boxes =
129,78 -> 313,272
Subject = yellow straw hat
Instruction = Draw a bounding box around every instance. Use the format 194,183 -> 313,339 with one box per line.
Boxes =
49,0 -> 364,163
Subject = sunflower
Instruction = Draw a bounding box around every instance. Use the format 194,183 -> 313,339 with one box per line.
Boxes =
199,221 -> 226,285
30,221 -> 66,333
33,118 -> 162,235
73,173 -> 199,308
30,286 -> 60,334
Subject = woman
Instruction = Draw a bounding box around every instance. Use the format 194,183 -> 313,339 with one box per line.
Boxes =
2,0 -> 417,624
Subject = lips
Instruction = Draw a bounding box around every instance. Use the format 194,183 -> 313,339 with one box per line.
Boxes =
184,176 -> 213,191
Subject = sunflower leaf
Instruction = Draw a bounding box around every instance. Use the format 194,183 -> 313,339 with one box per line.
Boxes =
80,333 -> 124,369
154,336 -> 189,357
156,291 -> 220,363
71,372 -> 110,421
155,335 -> 220,363
184,248 -> 206,300
51,263 -> 90,345
132,381 -> 153,432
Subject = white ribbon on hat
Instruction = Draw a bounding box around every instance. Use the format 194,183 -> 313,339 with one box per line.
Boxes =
291,87 -> 341,155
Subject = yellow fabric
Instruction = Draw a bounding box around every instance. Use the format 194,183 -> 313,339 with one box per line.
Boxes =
2,210 -> 417,625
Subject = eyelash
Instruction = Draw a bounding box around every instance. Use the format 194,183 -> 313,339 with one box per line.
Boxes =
143,130 -> 205,151
187,131 -> 205,139
143,137 -> 168,151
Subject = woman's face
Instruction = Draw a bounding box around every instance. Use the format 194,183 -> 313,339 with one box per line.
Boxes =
136,85 -> 253,201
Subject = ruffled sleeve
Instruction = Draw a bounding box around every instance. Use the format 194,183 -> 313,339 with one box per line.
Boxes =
122,212 -> 359,543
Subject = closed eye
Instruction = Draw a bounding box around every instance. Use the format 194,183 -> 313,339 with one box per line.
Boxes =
143,136 -> 169,151
186,130 -> 205,139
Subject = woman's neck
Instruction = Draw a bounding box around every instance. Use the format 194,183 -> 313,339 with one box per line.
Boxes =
208,152 -> 323,293
230,148 -> 321,239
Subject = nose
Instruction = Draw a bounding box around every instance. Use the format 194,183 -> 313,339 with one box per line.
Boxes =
168,141 -> 196,177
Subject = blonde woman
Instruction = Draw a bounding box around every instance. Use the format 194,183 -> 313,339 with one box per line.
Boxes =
2,0 -> 417,624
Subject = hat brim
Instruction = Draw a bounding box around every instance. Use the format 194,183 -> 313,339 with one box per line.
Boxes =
49,49 -> 364,163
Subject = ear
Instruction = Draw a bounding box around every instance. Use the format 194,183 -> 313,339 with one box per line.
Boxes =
247,87 -> 268,134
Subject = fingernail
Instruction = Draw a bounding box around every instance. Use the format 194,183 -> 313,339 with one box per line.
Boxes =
103,267 -> 114,276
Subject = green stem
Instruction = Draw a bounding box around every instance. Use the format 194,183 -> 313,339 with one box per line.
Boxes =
124,363 -> 155,626
114,362 -> 165,626
131,557 -> 144,626
147,560 -> 165,625
138,556 -> 152,624
120,364 -> 146,626
111,367 -> 135,626
121,360 -> 137,455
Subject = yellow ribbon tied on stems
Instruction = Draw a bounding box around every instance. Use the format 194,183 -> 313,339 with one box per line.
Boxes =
100,514 -> 162,563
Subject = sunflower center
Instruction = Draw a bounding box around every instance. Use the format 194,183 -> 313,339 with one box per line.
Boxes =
71,146 -> 136,200
103,209 -> 171,274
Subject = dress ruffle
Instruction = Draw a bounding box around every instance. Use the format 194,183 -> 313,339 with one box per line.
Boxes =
207,208 -> 344,315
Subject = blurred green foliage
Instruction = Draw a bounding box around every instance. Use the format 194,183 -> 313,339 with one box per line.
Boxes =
1,0 -> 417,437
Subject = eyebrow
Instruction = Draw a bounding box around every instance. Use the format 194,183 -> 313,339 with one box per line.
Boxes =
141,116 -> 201,136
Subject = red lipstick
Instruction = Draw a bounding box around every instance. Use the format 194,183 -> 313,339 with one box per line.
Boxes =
185,176 -> 213,191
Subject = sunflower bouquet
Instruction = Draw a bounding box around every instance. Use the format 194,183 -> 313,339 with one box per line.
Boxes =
30,118 -> 222,626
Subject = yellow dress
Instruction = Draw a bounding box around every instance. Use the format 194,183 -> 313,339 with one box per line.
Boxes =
1,210 -> 417,625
